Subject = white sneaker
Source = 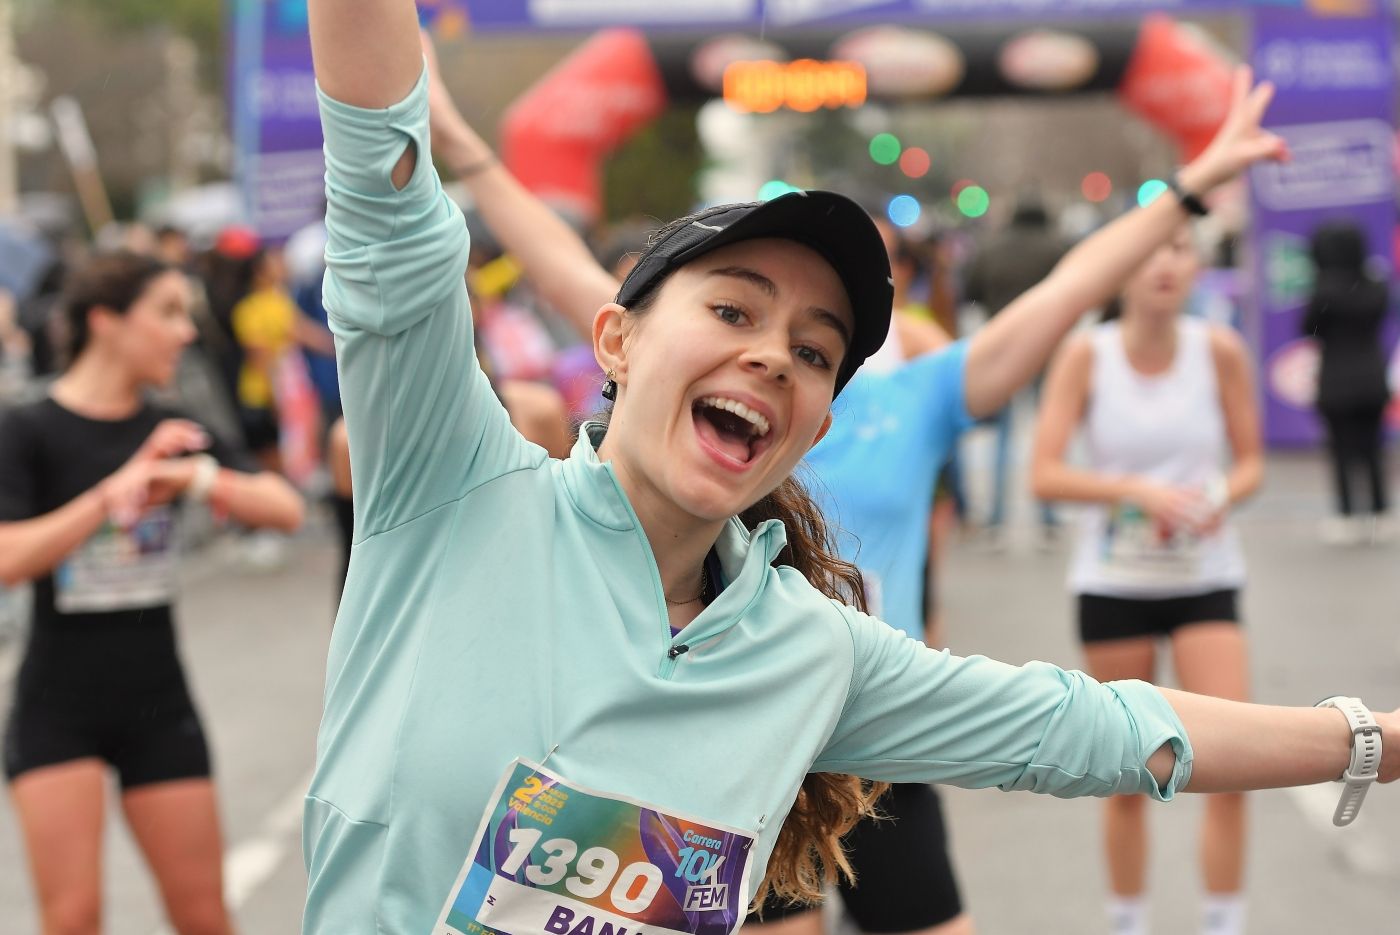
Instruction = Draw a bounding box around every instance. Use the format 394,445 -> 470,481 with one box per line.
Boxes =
1319,516 -> 1359,546
1359,514 -> 1398,545
242,531 -> 288,570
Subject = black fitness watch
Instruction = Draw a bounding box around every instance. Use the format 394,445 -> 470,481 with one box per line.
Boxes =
1167,174 -> 1209,217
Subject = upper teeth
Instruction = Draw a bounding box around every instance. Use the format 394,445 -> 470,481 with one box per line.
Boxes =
699,396 -> 771,437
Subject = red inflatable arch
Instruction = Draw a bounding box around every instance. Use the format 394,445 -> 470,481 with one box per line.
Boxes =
501,14 -> 1234,220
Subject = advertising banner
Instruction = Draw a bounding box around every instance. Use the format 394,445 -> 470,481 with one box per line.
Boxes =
1248,3 -> 1394,446
228,0 -> 324,242
465,0 -> 1303,32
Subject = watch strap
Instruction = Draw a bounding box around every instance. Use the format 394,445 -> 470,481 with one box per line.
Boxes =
1315,696 -> 1381,827
1167,174 -> 1209,217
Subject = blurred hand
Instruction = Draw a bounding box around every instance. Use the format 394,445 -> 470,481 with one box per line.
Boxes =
1180,66 -> 1289,194
1127,480 -> 1212,537
100,456 -> 200,527
135,419 -> 210,462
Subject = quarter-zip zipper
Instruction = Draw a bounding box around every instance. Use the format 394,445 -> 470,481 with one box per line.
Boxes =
661,642 -> 689,679
598,462 -> 704,680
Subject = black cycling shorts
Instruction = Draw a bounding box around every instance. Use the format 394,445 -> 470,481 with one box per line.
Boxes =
747,783 -> 963,932
1078,588 -> 1240,644
4,688 -> 212,790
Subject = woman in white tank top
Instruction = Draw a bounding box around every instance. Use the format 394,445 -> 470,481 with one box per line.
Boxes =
1031,225 -> 1263,935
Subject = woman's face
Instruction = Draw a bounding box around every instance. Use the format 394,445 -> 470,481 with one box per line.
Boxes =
99,271 -> 197,387
1120,225 -> 1200,322
602,237 -> 854,523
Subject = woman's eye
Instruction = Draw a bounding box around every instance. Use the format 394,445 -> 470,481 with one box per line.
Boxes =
714,304 -> 745,325
796,345 -> 831,369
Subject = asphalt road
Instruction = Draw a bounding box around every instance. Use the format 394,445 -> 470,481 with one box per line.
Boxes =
0,446 -> 1396,935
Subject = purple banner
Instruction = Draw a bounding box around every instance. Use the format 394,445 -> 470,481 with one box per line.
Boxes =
228,0 -> 324,243
465,0 -> 1303,31
1248,4 -> 1395,447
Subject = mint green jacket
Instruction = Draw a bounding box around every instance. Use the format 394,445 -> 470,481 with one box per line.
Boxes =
302,70 -> 1193,934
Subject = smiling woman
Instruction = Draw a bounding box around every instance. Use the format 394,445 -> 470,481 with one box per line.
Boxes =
302,2 -> 1400,934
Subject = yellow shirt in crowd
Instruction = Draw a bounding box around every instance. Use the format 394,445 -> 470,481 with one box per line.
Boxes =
233,288 -> 298,410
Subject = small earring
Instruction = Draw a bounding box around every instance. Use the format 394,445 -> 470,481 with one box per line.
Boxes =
601,368 -> 618,402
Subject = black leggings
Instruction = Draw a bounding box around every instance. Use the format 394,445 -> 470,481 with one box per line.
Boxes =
1322,405 -> 1389,515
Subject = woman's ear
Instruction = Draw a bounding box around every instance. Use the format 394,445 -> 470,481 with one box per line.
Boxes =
86,305 -> 120,344
808,411 -> 835,451
592,302 -> 629,385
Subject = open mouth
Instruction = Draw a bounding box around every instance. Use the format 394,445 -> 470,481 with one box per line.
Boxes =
692,395 -> 774,467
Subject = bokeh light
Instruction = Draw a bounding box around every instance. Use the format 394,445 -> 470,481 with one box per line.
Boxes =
869,133 -> 902,166
758,180 -> 801,201
1081,171 -> 1112,203
887,194 -> 922,228
898,147 -> 931,179
956,185 -> 990,218
950,178 -> 976,199
1137,178 -> 1169,208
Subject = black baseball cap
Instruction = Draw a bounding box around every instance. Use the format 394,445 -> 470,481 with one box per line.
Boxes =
614,190 -> 893,395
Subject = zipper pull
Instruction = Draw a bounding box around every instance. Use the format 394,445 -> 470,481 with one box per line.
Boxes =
668,644 -> 690,660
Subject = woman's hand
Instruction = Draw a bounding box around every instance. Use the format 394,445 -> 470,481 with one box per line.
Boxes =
1125,480 -> 1214,536
100,456 -> 202,527
1178,66 -> 1290,195
135,419 -> 210,462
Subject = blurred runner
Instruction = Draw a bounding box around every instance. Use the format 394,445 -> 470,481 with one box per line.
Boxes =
0,251 -> 304,934
1032,225 -> 1263,935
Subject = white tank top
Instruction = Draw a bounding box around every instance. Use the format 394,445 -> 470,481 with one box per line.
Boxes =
1069,318 -> 1246,597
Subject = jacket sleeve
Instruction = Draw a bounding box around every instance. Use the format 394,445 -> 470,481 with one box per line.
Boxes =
317,66 -> 540,539
813,605 -> 1193,801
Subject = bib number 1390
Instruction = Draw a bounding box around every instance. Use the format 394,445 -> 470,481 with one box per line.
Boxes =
501,828 -> 663,913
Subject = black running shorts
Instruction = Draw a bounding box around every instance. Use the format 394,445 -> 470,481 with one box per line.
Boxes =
1078,588 -> 1240,644
4,688 -> 212,789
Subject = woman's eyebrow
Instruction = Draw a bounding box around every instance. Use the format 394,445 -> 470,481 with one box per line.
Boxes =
705,266 -> 776,297
809,309 -> 852,350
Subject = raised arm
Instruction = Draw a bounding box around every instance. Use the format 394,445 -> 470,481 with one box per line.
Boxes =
309,0 -> 538,538
308,0 -> 420,110
962,67 -> 1287,418
421,31 -> 619,335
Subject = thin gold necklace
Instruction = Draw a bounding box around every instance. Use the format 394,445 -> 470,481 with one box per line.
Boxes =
664,563 -> 710,606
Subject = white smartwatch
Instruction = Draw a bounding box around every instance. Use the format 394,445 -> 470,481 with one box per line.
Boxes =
187,454 -> 221,504
1314,696 -> 1382,827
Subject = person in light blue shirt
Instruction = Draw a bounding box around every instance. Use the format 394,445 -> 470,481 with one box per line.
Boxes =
304,7 -> 1399,934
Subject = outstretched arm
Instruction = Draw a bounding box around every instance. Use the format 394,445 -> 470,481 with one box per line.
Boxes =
422,31 -> 619,336
962,67 -> 1287,418
308,0 -> 422,188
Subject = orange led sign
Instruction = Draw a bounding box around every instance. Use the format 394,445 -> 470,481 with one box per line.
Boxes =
723,59 -> 868,114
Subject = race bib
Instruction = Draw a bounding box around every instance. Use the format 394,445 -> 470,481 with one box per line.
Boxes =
1097,504 -> 1202,589
54,507 -> 177,613
435,759 -> 755,935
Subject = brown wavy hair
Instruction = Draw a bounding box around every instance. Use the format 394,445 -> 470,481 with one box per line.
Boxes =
613,220 -> 889,907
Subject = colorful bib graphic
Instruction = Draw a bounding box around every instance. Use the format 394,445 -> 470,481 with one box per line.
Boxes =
1098,504 -> 1204,590
436,759 -> 754,935
54,507 -> 178,613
